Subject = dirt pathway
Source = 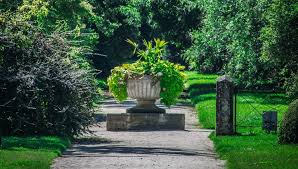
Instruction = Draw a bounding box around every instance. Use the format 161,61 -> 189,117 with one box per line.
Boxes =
52,99 -> 225,169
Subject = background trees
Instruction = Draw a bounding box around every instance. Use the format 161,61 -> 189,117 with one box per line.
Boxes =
183,0 -> 298,98
184,0 -> 267,85
260,0 -> 298,98
88,0 -> 202,76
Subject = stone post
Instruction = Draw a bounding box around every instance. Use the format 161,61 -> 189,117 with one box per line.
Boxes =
216,75 -> 235,136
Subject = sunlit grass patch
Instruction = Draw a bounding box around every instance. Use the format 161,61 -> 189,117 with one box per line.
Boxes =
185,72 -> 288,130
0,137 -> 70,169
210,133 -> 298,169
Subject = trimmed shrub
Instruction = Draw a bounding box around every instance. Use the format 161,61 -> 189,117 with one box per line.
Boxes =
279,99 -> 298,144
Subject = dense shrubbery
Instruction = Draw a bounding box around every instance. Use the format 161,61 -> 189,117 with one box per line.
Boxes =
279,99 -> 298,144
0,14 -> 99,137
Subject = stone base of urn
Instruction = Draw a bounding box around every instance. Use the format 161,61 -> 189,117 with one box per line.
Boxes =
107,113 -> 185,131
126,100 -> 166,114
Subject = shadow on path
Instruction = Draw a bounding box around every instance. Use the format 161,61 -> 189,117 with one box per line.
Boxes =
63,144 -> 217,158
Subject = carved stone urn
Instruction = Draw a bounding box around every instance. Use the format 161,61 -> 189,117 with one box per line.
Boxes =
126,75 -> 165,113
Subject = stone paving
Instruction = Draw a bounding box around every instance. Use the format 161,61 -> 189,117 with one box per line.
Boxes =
51,99 -> 225,169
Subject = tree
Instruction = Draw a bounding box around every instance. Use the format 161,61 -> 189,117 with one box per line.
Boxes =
261,0 -> 298,98
183,0 -> 276,88
88,0 -> 202,76
89,0 -> 150,76
151,0 -> 202,64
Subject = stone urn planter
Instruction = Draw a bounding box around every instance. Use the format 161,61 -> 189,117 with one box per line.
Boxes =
126,75 -> 165,113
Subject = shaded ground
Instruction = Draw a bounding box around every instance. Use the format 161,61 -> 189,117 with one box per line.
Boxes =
52,99 -> 225,169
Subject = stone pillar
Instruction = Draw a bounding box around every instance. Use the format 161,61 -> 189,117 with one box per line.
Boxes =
216,75 -> 235,136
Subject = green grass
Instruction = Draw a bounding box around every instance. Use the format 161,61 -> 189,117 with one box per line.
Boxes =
210,133 -> 298,169
184,71 -> 218,128
185,71 -> 288,130
0,137 -> 70,169
185,71 -> 298,169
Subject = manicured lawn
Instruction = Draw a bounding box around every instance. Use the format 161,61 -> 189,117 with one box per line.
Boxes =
210,133 -> 298,169
185,71 -> 288,130
185,71 -> 298,169
0,137 -> 70,169
184,71 -> 218,128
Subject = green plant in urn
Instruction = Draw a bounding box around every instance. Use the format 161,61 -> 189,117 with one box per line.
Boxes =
108,39 -> 185,113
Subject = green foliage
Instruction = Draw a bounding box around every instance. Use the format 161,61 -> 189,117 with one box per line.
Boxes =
284,74 -> 298,99
183,0 -> 298,96
107,64 -> 129,101
8,0 -> 202,77
184,0 -> 268,86
153,60 -> 185,106
0,136 -> 70,169
279,99 -> 298,144
90,0 -> 151,76
108,39 -> 185,106
210,132 -> 298,169
260,0 -> 298,99
0,13 -> 99,137
88,0 -> 202,76
19,0 -> 99,33
151,0 -> 202,62
17,0 -> 100,73
0,0 -> 22,11
96,79 -> 108,90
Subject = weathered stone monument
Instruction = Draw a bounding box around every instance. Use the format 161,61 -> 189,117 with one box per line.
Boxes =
107,76 -> 185,131
216,75 -> 235,135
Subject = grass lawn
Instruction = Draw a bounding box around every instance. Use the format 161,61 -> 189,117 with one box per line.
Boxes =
185,71 -> 288,130
185,71 -> 298,169
184,71 -> 218,128
0,137 -> 70,169
210,133 -> 298,169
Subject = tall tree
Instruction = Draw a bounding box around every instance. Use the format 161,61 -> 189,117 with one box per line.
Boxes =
261,0 -> 298,98
183,0 -> 273,88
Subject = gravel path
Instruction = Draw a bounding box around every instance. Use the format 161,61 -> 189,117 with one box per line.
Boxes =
52,99 -> 225,169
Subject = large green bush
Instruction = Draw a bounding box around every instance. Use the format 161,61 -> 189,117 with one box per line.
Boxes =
0,13 -> 99,137
279,99 -> 298,144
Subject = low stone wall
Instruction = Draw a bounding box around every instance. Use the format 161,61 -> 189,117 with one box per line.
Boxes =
107,113 -> 185,131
